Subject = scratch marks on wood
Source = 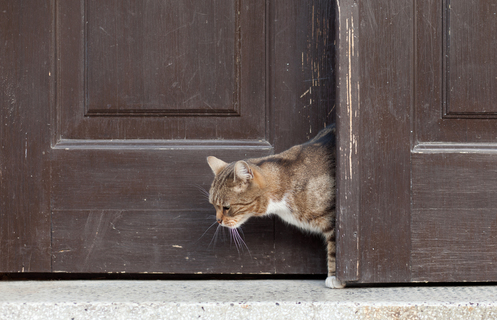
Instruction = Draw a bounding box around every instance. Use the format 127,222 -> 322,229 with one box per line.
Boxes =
296,0 -> 335,138
98,26 -> 111,36
82,211 -> 124,271
336,0 -> 361,282
300,87 -> 311,98
345,16 -> 358,180
82,212 -> 106,270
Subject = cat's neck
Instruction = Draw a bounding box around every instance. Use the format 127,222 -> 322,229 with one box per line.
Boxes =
253,158 -> 295,208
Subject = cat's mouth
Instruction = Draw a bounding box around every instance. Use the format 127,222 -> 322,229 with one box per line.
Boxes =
220,220 -> 238,229
218,212 -> 253,229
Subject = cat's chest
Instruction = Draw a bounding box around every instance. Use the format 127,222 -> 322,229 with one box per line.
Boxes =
265,197 -> 293,218
265,196 -> 320,233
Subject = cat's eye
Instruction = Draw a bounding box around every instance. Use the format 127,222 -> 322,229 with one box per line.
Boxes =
222,206 -> 230,212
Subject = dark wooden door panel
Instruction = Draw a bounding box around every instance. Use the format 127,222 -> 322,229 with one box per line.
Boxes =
52,210 -> 276,273
57,0 -> 265,141
49,0 -> 335,274
1,0 -> 335,274
51,143 -> 274,273
445,0 -> 497,116
337,0 -> 497,284
412,153 -> 497,282
52,0 -> 270,274
411,0 -> 497,282
86,0 -> 237,116
0,0 -> 52,272
412,207 -> 497,282
416,0 -> 497,144
51,143 -> 271,211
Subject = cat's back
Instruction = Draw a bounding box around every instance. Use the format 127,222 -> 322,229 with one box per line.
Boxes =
251,124 -> 335,179
282,123 -> 335,166
304,124 -> 336,149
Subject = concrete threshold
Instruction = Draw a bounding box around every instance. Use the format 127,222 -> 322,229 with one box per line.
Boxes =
1,280 -> 497,319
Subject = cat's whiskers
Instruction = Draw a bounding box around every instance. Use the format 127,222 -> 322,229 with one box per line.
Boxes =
229,227 -> 251,257
196,220 -> 219,244
209,224 -> 223,248
192,184 -> 210,200
237,226 -> 246,239
236,228 -> 252,257
229,228 -> 241,254
229,228 -> 237,253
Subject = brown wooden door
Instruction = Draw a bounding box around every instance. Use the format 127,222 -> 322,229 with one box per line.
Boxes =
337,0 -> 497,284
51,0 -> 270,273
1,0 -> 335,274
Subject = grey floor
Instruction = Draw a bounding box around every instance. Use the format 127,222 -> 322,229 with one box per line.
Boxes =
1,280 -> 497,319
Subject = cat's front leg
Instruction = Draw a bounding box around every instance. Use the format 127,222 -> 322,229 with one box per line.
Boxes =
325,276 -> 345,289
325,238 -> 345,289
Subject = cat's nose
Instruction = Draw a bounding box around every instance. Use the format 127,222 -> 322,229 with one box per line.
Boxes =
217,218 -> 222,224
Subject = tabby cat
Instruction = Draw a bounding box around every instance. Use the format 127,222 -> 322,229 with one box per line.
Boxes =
206,124 -> 344,289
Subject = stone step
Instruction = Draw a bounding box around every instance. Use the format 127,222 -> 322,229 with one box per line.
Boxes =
1,280 -> 496,319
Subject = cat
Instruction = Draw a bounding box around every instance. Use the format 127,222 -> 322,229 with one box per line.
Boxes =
206,124 -> 344,289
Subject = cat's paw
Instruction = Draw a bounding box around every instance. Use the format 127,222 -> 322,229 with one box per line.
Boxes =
325,276 -> 345,289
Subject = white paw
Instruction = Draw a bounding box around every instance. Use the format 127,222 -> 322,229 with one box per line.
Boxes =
325,276 -> 345,289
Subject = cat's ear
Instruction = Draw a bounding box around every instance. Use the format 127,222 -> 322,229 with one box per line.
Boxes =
234,161 -> 253,182
207,156 -> 228,175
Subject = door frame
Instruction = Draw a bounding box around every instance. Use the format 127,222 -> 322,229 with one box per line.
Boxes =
336,0 -> 413,284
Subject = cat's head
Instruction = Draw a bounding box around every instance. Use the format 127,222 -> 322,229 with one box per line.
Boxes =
206,156 -> 266,229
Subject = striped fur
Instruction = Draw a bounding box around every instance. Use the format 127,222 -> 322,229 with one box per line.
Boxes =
207,124 -> 343,288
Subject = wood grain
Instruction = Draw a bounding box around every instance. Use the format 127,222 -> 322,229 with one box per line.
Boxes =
52,145 -> 273,211
335,0 -> 360,283
337,0 -> 413,284
85,0 -> 238,116
412,153 -> 497,282
56,0 -> 265,140
2,0 -> 336,275
50,0 -> 336,274
269,0 -> 336,276
268,0 -> 336,153
416,0 -> 497,143
411,0 -> 497,283
52,209 -> 276,273
0,0 -> 52,272
445,0 -> 497,116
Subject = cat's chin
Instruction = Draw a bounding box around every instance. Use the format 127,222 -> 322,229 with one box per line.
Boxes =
221,215 -> 253,229
325,276 -> 345,289
221,222 -> 244,230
